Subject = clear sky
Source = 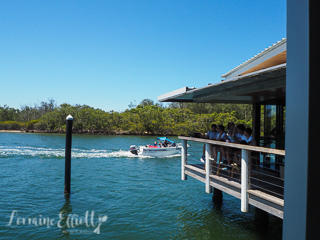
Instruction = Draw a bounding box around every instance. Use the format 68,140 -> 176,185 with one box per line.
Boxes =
0,0 -> 286,112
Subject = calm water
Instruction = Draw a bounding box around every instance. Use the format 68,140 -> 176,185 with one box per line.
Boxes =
0,133 -> 282,239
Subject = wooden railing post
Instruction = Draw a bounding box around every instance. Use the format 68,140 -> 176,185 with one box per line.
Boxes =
181,139 -> 187,180
241,149 -> 249,212
205,143 -> 212,193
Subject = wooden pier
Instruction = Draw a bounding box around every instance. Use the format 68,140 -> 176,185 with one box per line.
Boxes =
180,136 -> 285,219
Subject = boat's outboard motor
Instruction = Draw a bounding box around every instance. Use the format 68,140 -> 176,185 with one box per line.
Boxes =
130,145 -> 139,155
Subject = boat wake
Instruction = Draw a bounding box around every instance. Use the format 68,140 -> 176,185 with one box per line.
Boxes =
0,146 -> 181,159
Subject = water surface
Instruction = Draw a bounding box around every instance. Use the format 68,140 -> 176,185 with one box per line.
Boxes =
0,133 -> 282,239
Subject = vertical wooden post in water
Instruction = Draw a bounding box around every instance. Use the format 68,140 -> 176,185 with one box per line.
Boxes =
212,188 -> 223,204
64,115 -> 73,194
181,140 -> 187,180
241,149 -> 249,212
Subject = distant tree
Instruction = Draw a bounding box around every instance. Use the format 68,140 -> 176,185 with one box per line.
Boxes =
0,105 -> 19,121
140,99 -> 154,107
0,99 -> 254,135
128,101 -> 137,109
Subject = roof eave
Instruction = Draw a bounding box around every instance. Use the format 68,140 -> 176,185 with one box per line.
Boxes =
221,38 -> 287,80
158,63 -> 286,104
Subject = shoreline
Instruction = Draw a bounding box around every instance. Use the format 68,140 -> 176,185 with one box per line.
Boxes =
0,130 -> 54,134
0,130 -> 178,136
0,130 -> 27,133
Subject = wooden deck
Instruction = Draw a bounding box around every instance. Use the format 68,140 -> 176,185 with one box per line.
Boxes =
184,163 -> 284,218
179,136 -> 285,219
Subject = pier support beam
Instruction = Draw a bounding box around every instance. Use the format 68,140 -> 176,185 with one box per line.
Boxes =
284,1 -> 320,239
241,149 -> 249,212
212,188 -> 223,204
254,208 -> 269,227
181,140 -> 187,180
252,103 -> 261,145
205,143 -> 212,193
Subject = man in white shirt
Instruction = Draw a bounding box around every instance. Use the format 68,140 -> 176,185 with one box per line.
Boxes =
234,127 -> 256,166
207,124 -> 218,140
241,128 -> 256,146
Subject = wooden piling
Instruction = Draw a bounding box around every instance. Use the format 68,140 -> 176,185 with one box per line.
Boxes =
64,115 -> 73,194
212,188 -> 223,204
254,208 -> 269,227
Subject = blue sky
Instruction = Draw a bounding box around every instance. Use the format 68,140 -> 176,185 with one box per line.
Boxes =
0,0 -> 286,112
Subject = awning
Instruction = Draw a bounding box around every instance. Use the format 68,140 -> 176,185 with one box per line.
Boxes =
157,137 -> 175,143
158,63 -> 286,104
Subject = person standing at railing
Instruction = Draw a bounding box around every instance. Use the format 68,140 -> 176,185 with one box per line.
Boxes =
226,124 -> 245,166
226,122 -> 235,142
235,124 -> 246,142
242,128 -> 256,146
212,125 -> 227,162
221,122 -> 235,166
200,124 -> 218,162
225,124 -> 245,166
233,127 -> 256,167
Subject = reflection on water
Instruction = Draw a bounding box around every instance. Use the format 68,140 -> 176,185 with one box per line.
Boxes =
57,195 -> 72,239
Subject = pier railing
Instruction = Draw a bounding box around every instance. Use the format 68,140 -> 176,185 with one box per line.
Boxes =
179,136 -> 285,218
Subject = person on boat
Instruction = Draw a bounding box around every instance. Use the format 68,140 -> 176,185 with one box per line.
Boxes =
148,141 -> 158,148
201,124 -> 218,161
162,140 -> 169,147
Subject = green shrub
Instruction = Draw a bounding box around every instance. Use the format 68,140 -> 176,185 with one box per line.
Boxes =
25,120 -> 40,130
0,121 -> 24,130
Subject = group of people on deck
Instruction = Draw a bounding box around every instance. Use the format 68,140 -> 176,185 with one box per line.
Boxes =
201,122 -> 256,167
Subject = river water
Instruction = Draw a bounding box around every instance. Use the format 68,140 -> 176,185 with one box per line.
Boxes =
0,133 -> 282,239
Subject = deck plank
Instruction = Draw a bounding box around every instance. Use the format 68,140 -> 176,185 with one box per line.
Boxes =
247,189 -> 284,206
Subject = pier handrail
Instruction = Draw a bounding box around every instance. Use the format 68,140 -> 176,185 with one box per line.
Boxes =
179,136 -> 285,217
178,136 -> 285,156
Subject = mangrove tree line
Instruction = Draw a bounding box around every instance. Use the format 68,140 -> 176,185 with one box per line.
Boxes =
0,99 -> 252,136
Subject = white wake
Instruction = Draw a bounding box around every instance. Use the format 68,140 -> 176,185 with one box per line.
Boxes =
0,146 -> 181,159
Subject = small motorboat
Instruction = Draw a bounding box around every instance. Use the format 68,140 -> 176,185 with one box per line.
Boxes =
129,137 -> 183,157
